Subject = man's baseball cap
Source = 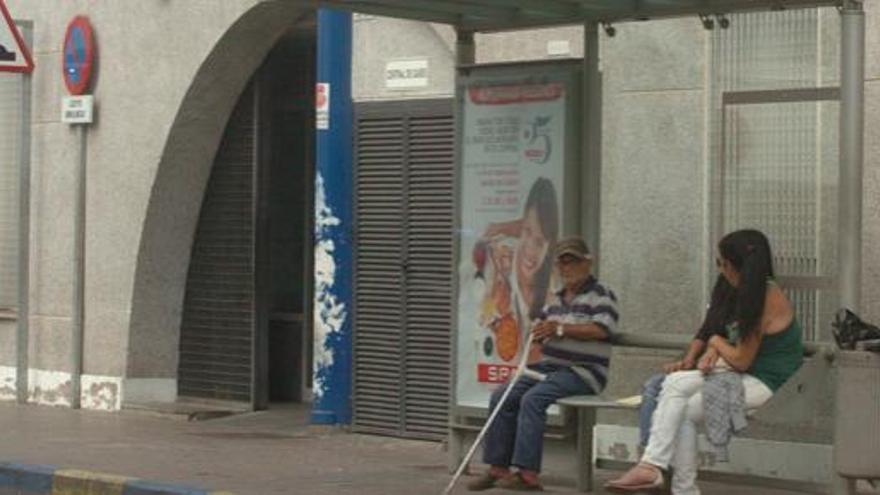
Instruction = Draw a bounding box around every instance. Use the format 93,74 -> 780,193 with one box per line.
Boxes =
554,237 -> 592,261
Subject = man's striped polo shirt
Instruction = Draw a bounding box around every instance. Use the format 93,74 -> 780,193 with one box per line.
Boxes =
540,276 -> 618,393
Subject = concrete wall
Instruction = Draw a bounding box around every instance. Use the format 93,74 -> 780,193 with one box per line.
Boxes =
599,18 -> 709,337
352,16 -> 455,101
0,0 -> 312,409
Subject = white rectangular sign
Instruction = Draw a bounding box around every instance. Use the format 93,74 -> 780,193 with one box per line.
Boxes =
316,82 -> 330,130
385,60 -> 429,89
61,95 -> 94,124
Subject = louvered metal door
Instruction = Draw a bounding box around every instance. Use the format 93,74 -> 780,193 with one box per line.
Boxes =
178,85 -> 257,403
353,99 -> 454,440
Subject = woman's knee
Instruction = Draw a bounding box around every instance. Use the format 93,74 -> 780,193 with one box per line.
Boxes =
684,394 -> 704,423
661,370 -> 702,397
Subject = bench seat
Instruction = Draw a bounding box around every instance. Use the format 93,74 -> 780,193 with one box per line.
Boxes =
556,395 -> 639,492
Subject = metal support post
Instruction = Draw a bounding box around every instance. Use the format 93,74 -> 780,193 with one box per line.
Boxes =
837,0 -> 864,313
15,22 -> 33,405
455,29 -> 475,66
833,3 -> 865,494
311,8 -> 354,425
582,22 -> 602,273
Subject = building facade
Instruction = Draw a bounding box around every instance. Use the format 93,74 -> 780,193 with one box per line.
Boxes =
0,0 -> 878,481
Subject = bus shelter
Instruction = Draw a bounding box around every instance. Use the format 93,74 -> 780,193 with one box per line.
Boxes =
310,0 -> 864,317
309,1 -> 867,493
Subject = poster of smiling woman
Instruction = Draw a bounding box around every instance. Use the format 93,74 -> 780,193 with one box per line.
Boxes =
455,62 -> 582,408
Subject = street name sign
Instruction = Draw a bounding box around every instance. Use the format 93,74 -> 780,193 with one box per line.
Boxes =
62,95 -> 94,124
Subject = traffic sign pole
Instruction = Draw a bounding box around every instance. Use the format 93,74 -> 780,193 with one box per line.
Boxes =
61,15 -> 96,409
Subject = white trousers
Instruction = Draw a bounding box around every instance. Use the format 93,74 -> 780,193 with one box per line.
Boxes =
641,370 -> 773,495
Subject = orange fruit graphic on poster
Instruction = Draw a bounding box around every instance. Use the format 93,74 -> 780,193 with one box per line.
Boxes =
494,314 -> 520,362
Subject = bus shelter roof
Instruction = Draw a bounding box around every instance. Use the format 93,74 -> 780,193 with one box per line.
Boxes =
312,0 -> 841,32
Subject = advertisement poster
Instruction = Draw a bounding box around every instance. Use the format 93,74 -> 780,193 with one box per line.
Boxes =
456,75 -> 569,408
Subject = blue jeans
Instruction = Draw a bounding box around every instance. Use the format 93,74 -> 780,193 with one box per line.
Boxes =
482,362 -> 595,472
639,373 -> 666,448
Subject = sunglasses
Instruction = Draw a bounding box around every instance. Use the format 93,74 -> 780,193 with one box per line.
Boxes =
556,255 -> 586,266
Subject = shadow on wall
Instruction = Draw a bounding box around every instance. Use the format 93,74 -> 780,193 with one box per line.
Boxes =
126,3 -> 313,389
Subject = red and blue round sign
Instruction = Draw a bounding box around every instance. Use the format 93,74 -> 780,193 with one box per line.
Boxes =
63,16 -> 95,95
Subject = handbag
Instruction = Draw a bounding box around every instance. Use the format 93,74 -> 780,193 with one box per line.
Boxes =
832,308 -> 880,351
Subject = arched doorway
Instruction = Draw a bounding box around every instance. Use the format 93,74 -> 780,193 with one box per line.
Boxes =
177,27 -> 317,408
127,3 -> 314,409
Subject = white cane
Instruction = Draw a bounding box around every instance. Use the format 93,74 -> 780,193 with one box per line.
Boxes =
442,331 -> 548,495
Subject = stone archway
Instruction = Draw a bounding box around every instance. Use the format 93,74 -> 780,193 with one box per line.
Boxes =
126,2 -> 312,403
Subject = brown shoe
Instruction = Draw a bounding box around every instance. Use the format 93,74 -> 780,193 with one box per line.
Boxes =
496,472 -> 543,491
466,472 -> 500,491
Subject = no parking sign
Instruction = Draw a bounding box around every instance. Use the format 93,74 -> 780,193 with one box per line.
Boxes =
63,16 -> 95,95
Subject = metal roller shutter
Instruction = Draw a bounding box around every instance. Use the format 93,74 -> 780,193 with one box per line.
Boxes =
0,70 -> 22,309
178,84 -> 257,403
353,100 -> 454,440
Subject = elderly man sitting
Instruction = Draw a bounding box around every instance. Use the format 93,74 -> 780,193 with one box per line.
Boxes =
469,237 -> 619,491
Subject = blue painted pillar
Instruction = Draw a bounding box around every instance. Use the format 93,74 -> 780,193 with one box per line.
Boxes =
311,8 -> 354,425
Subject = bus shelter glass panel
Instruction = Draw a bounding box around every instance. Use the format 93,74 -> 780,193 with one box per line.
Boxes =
720,99 -> 839,342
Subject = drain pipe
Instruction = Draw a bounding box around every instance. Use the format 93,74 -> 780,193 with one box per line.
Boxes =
16,22 -> 33,404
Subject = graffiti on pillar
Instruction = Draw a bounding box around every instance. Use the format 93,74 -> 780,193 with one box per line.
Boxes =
312,173 -> 346,401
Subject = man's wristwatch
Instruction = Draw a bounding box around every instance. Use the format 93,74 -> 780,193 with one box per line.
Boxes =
556,322 -> 565,338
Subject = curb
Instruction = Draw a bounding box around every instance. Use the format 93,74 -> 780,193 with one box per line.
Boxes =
0,462 -> 234,495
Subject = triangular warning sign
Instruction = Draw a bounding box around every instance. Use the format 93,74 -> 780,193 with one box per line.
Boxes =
0,0 -> 34,73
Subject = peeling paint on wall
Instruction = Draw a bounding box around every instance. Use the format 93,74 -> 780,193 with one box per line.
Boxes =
0,366 -> 16,401
81,375 -> 121,411
312,173 -> 346,401
0,366 -> 122,411
27,368 -> 72,407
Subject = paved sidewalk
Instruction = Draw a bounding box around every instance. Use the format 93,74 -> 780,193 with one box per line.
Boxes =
0,402 -> 868,495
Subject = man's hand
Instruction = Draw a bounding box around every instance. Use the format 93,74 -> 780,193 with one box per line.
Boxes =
532,320 -> 557,343
697,347 -> 720,374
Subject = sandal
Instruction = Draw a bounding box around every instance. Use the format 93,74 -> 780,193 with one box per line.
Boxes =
604,462 -> 664,493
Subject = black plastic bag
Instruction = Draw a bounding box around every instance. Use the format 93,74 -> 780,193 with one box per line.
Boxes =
832,308 -> 880,350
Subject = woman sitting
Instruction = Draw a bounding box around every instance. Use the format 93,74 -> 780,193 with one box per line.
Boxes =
606,229 -> 804,495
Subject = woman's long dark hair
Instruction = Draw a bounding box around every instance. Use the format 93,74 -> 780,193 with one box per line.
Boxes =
524,177 -> 559,320
700,275 -> 737,334
718,229 -> 775,340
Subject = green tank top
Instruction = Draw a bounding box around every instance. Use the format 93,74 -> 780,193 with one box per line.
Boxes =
727,319 -> 804,392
